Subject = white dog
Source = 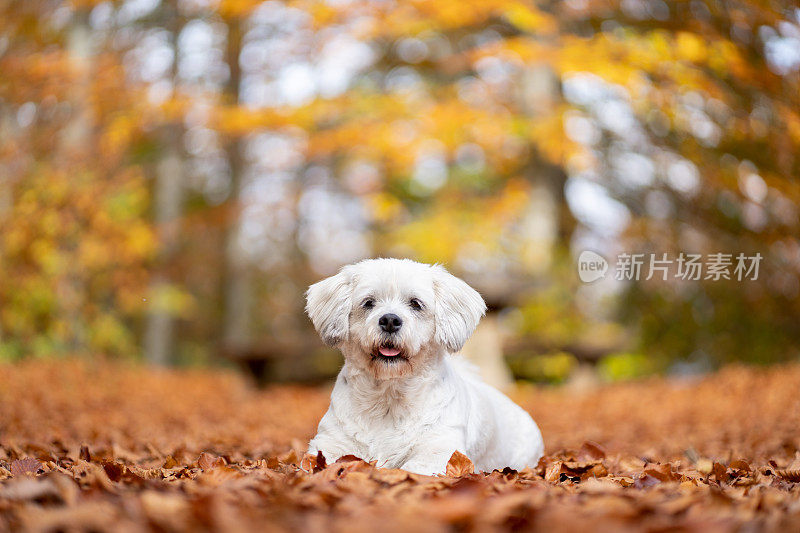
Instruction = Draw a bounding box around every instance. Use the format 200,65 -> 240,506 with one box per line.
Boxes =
305,258 -> 544,476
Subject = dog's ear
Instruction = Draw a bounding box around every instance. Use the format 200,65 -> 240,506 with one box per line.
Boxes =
306,267 -> 354,347
432,265 -> 486,353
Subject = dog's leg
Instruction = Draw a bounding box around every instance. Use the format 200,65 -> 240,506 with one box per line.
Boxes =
308,408 -> 358,464
399,430 -> 465,475
400,456 -> 452,475
308,436 -> 353,465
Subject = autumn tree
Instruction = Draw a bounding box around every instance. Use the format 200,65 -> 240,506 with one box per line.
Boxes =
0,0 -> 156,358
1,0 -> 798,375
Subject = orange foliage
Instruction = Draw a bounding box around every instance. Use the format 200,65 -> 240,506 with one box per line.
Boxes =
1,360 -> 800,530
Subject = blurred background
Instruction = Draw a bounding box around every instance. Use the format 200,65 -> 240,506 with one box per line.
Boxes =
1,0 -> 799,385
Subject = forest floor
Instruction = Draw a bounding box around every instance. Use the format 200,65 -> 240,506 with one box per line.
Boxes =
1,359 -> 800,532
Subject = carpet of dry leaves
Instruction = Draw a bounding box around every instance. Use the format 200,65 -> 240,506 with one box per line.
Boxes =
2,360 -> 800,532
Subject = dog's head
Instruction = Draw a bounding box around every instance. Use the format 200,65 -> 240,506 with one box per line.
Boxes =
306,258 -> 486,379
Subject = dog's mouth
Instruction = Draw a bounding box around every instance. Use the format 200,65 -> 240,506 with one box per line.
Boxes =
371,343 -> 407,363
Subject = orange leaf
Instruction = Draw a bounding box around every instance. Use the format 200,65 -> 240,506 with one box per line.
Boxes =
712,462 -> 730,483
446,451 -> 475,477
644,462 -> 677,482
579,441 -> 607,460
79,445 -> 91,462
198,452 -> 225,471
10,458 -> 42,477
776,469 -> 800,482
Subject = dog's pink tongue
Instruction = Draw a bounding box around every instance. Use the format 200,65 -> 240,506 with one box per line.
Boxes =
378,347 -> 401,357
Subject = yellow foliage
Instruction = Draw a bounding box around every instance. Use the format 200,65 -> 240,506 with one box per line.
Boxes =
102,114 -> 136,157
675,32 -> 707,63
389,180 -> 534,263
503,4 -> 557,35
217,0 -> 263,18
367,192 -> 405,224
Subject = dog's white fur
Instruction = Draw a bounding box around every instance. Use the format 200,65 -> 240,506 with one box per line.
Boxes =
305,258 -> 544,475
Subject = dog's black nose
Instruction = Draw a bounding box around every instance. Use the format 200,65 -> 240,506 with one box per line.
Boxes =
379,313 -> 403,333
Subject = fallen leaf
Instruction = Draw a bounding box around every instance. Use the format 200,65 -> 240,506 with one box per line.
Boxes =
9,458 -> 43,477
611,476 -> 635,487
336,454 -> 366,463
79,445 -> 91,462
644,462 -> 677,482
775,469 -> 800,482
370,468 -> 411,485
102,461 -> 125,481
579,441 -> 607,460
545,461 -> 564,483
579,476 -> 622,493
446,451 -> 475,477
315,450 -> 327,470
198,452 -> 225,471
586,463 -> 609,479
299,450 -> 326,473
634,473 -> 662,488
102,461 -> 146,485
729,459 -> 751,472
2,359 -> 800,532
712,462 -> 730,483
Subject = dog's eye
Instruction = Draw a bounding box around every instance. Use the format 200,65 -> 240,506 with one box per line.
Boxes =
362,299 -> 374,309
409,298 -> 423,311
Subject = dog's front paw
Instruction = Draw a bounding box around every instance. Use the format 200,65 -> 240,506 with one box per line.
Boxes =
400,460 -> 447,476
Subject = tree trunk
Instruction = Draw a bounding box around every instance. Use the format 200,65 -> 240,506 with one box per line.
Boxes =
219,15 -> 252,353
144,141 -> 184,365
144,2 -> 185,365
463,64 -> 569,388
60,8 -> 95,351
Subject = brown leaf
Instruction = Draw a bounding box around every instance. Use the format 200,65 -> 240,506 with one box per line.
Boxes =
324,455 -> 374,477
644,462 -> 677,482
586,463 -> 609,479
102,461 -> 146,485
299,451 -> 327,473
729,459 -> 751,472
775,469 -> 800,482
335,454 -> 366,463
198,452 -> 225,471
370,468 -> 411,485
634,473 -> 662,488
579,476 -> 621,493
579,441 -> 607,460
445,451 -> 474,477
611,476 -> 635,487
102,461 -> 125,482
278,449 -> 301,465
712,462 -> 730,483
9,458 -> 43,477
196,465 -> 241,486
79,444 -> 91,462
547,459 -> 608,482
299,453 -> 314,473
545,461 -> 564,483
315,450 -> 326,471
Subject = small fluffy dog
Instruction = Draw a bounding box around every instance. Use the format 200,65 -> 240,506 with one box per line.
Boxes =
305,258 -> 544,475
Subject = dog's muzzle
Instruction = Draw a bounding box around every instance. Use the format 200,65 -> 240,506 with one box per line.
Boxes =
372,339 -> 406,363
